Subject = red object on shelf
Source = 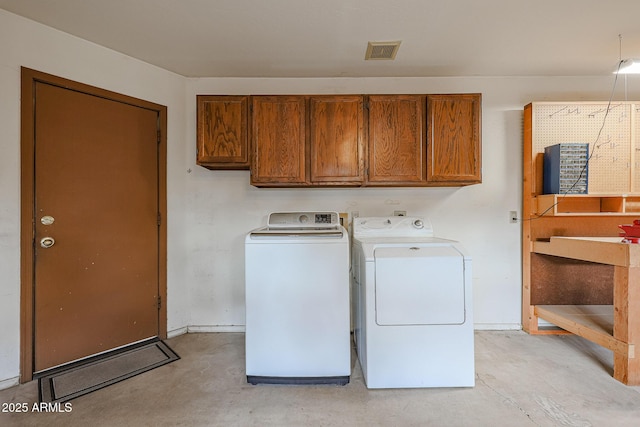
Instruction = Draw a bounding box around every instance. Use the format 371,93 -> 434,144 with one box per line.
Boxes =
619,219 -> 640,243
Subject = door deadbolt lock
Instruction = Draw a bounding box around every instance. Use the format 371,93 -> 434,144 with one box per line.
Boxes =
41,216 -> 55,226
40,237 -> 55,248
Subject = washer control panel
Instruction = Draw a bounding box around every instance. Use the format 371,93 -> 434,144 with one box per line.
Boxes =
268,211 -> 339,228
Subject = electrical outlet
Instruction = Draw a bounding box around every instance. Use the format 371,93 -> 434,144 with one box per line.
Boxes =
339,213 -> 348,227
394,210 -> 406,216
509,211 -> 518,223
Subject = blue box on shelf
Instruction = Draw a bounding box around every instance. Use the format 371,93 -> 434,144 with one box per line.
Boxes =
543,143 -> 589,194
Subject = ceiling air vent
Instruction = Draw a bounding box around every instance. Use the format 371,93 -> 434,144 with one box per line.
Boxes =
365,41 -> 401,60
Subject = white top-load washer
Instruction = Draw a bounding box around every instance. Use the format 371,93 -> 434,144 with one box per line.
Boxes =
245,211 -> 350,385
351,216 -> 474,389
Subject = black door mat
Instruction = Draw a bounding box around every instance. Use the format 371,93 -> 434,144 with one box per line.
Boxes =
36,338 -> 180,403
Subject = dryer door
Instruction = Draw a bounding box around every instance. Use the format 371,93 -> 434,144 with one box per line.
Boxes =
374,245 -> 465,325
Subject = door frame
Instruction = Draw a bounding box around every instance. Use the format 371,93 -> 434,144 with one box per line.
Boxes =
20,67 -> 168,383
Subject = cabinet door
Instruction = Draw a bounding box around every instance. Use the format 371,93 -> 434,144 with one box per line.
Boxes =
426,94 -> 482,184
367,95 -> 425,185
251,96 -> 306,185
309,96 -> 364,184
196,95 -> 249,169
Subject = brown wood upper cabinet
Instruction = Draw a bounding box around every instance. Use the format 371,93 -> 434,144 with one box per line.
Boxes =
196,95 -> 249,170
309,95 -> 364,184
251,96 -> 306,185
251,95 -> 364,186
199,93 -> 481,187
426,94 -> 482,185
366,95 -> 425,185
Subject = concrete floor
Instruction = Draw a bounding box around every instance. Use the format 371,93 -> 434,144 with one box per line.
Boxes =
1,331 -> 640,426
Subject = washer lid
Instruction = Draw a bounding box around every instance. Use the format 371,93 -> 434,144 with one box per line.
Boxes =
374,245 -> 465,326
248,226 -> 344,238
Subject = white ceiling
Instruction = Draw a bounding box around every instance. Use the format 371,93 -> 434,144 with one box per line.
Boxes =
1,0 -> 640,78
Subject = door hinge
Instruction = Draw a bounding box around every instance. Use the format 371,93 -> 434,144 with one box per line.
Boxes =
157,130 -> 161,144
157,213 -> 162,226
157,296 -> 162,310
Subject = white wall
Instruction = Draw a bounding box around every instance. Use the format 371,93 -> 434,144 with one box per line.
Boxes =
0,10 -> 189,388
185,76 -> 639,333
2,8 -> 640,389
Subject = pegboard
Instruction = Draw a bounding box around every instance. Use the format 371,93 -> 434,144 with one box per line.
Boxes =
532,102 -> 636,194
634,104 -> 640,192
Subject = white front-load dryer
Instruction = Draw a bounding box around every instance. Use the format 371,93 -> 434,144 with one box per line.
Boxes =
352,216 -> 474,389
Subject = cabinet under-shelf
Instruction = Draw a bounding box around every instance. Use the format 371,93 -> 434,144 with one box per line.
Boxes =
534,194 -> 640,216
534,305 -> 633,357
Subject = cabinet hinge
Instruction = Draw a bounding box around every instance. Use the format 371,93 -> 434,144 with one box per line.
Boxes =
157,296 -> 162,310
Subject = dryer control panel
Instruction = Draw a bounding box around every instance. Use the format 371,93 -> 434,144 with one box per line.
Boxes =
353,216 -> 434,238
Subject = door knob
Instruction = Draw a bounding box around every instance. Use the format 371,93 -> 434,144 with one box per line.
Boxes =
40,237 -> 55,248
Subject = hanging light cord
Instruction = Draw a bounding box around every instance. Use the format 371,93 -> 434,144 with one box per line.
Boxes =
619,34 -> 628,100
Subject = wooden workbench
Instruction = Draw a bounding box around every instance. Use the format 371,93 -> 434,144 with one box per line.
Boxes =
531,236 -> 640,385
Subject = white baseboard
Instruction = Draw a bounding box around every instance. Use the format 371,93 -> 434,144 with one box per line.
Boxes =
170,324 -> 521,334
167,326 -> 188,338
474,323 -> 522,331
188,325 -> 245,333
166,325 -> 246,337
0,376 -> 19,391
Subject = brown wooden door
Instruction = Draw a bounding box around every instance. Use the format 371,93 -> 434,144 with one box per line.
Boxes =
196,95 -> 249,170
426,94 -> 482,184
32,81 -> 160,372
366,95 -> 425,185
251,96 -> 306,185
309,95 -> 364,184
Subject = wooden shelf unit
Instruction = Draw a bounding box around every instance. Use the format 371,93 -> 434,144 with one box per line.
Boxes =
522,101 -> 640,385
